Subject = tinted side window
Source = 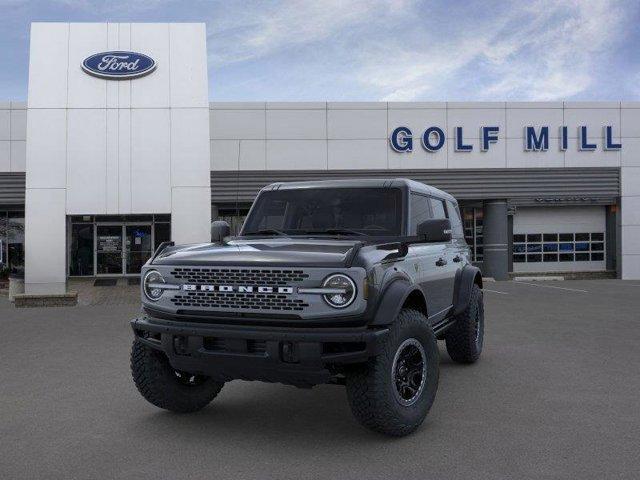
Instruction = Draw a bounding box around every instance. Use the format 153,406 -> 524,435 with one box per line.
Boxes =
430,198 -> 447,219
446,200 -> 464,238
409,193 -> 431,234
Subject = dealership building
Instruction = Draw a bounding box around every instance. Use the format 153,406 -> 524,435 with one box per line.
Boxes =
1,22 -> 639,296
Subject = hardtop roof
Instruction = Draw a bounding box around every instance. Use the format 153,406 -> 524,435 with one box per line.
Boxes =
260,178 -> 456,202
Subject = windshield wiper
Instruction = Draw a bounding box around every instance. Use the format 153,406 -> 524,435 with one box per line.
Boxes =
243,229 -> 288,236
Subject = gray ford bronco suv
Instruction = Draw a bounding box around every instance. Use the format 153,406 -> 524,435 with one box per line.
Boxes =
130,179 -> 484,436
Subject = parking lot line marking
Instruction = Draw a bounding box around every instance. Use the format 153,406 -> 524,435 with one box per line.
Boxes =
514,281 -> 588,293
484,289 -> 509,295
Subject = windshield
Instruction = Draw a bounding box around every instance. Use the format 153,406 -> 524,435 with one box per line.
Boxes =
242,188 -> 403,236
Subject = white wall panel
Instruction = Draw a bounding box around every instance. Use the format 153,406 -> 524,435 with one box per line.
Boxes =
171,108 -> 210,186
211,140 -> 239,170
10,109 -> 27,140
131,23 -> 170,108
388,148 -> 430,170
266,140 -> 327,170
328,140 -> 387,169
446,138 -> 506,169
239,140 -> 266,170
621,138 -> 640,167
0,110 -> 9,140
24,188 -> 66,294
210,110 -> 265,140
66,109 -> 107,214
28,23 -> 68,108
506,138 -> 565,168
621,254 -> 640,279
10,141 -> 26,172
67,23 -> 108,109
171,186 -> 211,244
327,109 -> 387,139
117,109 -> 132,213
564,144 -> 620,167
0,141 -> 9,171
117,23 -> 132,109
621,196 -> 640,226
106,23 -> 119,108
447,108 -> 506,140
25,109 -> 67,189
387,108 -> 447,141
621,108 -> 640,138
621,166 -> 640,196
506,108 -> 563,138
564,107 -> 620,138
105,108 -> 119,213
266,109 -> 326,139
621,225 -> 640,255
169,23 -> 208,107
130,108 -> 171,212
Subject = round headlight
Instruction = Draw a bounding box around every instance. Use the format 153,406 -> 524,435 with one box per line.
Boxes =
322,274 -> 356,308
143,270 -> 165,301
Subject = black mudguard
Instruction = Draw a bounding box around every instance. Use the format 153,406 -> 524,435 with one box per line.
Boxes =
370,278 -> 426,326
452,264 -> 483,316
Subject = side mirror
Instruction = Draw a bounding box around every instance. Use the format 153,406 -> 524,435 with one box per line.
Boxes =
417,218 -> 452,243
211,220 -> 231,243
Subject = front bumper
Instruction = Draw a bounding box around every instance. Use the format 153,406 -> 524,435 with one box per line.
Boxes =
131,315 -> 388,387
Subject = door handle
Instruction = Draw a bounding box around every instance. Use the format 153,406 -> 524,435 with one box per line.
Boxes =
435,257 -> 447,267
453,255 -> 462,263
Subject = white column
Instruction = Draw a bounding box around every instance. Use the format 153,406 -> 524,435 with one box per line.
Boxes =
621,104 -> 640,279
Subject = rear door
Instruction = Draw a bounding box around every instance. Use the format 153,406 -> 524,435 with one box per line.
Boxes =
429,197 -> 458,317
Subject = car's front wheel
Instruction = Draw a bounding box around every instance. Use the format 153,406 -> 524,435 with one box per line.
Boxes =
131,340 -> 224,413
345,309 -> 439,436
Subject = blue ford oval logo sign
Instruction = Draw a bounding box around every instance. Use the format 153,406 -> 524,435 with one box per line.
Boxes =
82,51 -> 156,80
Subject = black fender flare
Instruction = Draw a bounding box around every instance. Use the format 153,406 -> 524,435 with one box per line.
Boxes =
370,277 -> 427,326
452,264 -> 483,316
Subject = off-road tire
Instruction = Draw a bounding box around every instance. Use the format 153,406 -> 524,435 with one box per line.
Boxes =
345,309 -> 439,436
131,340 -> 224,413
445,283 -> 484,363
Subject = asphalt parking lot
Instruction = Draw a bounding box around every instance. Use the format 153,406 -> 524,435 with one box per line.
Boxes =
1,280 -> 639,480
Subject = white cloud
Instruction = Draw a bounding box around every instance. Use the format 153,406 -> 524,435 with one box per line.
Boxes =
357,0 -> 627,101
208,0 -> 413,66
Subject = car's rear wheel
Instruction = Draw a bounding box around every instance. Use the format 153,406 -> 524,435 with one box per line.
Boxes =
345,309 -> 439,436
131,340 -> 224,413
445,283 -> 484,363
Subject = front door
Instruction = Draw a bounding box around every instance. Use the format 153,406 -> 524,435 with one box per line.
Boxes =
125,225 -> 153,274
95,224 -> 153,276
96,225 -> 124,275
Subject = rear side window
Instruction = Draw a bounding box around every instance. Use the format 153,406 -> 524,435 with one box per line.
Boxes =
430,198 -> 447,219
446,200 -> 464,238
409,193 -> 431,235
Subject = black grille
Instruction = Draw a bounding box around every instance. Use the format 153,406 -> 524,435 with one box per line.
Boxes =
170,291 -> 309,311
170,268 -> 309,285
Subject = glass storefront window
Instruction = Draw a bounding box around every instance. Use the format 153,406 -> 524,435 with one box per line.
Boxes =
513,232 -> 605,263
461,207 -> 483,262
69,215 -> 172,277
7,212 -> 25,274
69,224 -> 94,276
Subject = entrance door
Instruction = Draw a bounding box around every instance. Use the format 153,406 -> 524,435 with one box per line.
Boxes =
96,225 -> 124,275
125,225 -> 153,274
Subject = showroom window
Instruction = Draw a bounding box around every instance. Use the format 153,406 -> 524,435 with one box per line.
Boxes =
0,211 -> 25,276
512,233 -> 605,263
461,207 -> 483,262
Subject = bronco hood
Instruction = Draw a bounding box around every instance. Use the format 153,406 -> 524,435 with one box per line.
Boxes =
152,238 -> 363,268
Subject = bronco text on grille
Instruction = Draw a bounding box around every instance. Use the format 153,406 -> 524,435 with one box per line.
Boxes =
169,268 -> 310,311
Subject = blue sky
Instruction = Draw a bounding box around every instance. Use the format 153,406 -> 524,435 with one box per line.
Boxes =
1,0 -> 639,101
